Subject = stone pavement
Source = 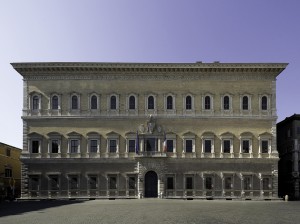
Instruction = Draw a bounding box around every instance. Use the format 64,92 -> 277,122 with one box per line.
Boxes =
1,199 -> 300,224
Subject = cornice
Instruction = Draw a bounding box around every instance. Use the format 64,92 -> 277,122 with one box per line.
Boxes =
11,62 -> 288,78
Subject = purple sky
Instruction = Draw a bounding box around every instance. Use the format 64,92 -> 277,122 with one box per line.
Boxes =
1,0 -> 299,148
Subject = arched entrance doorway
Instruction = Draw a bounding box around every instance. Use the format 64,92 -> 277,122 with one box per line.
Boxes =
144,171 -> 158,198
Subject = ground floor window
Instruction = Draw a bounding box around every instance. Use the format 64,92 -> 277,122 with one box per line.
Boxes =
205,176 -> 213,190
88,176 -> 98,190
29,176 -> 40,191
109,176 -> 117,189
243,176 -> 251,190
166,177 -> 174,190
128,176 -> 136,190
263,177 -> 271,190
186,177 -> 193,190
225,176 -> 232,190
69,176 -> 79,190
49,175 -> 59,190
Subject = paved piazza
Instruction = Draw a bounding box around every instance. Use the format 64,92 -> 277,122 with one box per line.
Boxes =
1,199 -> 300,224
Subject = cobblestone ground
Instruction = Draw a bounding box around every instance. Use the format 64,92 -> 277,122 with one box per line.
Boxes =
1,199 -> 300,224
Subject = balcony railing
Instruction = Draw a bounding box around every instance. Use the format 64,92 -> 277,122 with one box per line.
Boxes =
135,151 -> 167,157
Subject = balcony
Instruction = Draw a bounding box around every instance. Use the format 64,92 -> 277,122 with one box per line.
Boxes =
135,151 -> 167,157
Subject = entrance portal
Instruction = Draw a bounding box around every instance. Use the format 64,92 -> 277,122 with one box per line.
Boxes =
144,171 -> 158,198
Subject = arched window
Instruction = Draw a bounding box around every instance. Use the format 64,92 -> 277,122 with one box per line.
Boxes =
91,95 -> 97,110
205,96 -> 211,110
52,96 -> 58,110
223,96 -> 230,110
148,96 -> 154,110
72,95 -> 78,110
110,96 -> 116,110
186,96 -> 192,110
242,96 -> 248,110
261,96 -> 267,110
32,96 -> 39,110
129,96 -> 136,110
167,96 -> 173,110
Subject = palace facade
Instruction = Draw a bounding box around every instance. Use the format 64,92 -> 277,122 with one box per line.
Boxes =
12,62 -> 287,199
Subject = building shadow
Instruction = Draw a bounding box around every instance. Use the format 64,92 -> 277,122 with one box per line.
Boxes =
0,200 -> 85,217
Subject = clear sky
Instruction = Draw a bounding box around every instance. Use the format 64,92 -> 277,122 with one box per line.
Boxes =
0,0 -> 299,148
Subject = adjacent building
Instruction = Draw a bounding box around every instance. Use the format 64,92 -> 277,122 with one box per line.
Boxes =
278,114 -> 300,200
0,142 -> 22,200
12,62 -> 287,199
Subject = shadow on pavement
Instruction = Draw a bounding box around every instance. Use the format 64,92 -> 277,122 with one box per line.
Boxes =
0,200 -> 85,217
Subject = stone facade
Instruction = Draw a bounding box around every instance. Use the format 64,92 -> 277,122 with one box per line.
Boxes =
12,62 -> 287,199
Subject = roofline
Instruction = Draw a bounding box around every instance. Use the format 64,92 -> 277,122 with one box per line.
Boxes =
11,62 -> 288,77
277,114 -> 300,125
0,142 -> 22,150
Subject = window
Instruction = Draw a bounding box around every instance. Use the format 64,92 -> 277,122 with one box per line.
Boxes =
71,95 -> 78,110
205,177 -> 213,190
49,175 -> 59,190
70,140 -> 79,153
223,140 -> 231,153
166,177 -> 174,190
32,96 -> 39,110
223,96 -> 230,110
5,168 -> 12,178
51,140 -> 59,153
129,96 -> 136,110
186,96 -> 192,110
32,140 -> 39,153
148,96 -> 154,109
166,140 -> 174,152
242,140 -> 250,153
128,176 -> 136,190
225,177 -> 232,190
261,140 -> 269,153
88,176 -> 97,190
52,95 -> 59,110
205,96 -> 211,110
297,127 -> 300,135
186,177 -> 193,190
90,140 -> 98,153
185,140 -> 193,153
204,140 -> 212,153
242,96 -> 249,110
109,176 -> 117,189
261,96 -> 268,110
91,95 -> 98,110
128,140 -> 136,153
244,176 -> 251,190
263,178 -> 270,190
167,96 -> 173,110
109,139 -> 117,153
110,96 -> 116,110
69,176 -> 78,190
29,176 -> 40,191
6,148 -> 11,157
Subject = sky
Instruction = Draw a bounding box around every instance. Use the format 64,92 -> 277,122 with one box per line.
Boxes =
0,0 -> 299,148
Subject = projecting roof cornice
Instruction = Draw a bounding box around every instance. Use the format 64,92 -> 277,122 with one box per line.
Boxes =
11,62 -> 288,77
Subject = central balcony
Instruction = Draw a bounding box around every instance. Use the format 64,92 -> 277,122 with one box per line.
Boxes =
135,151 -> 167,157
